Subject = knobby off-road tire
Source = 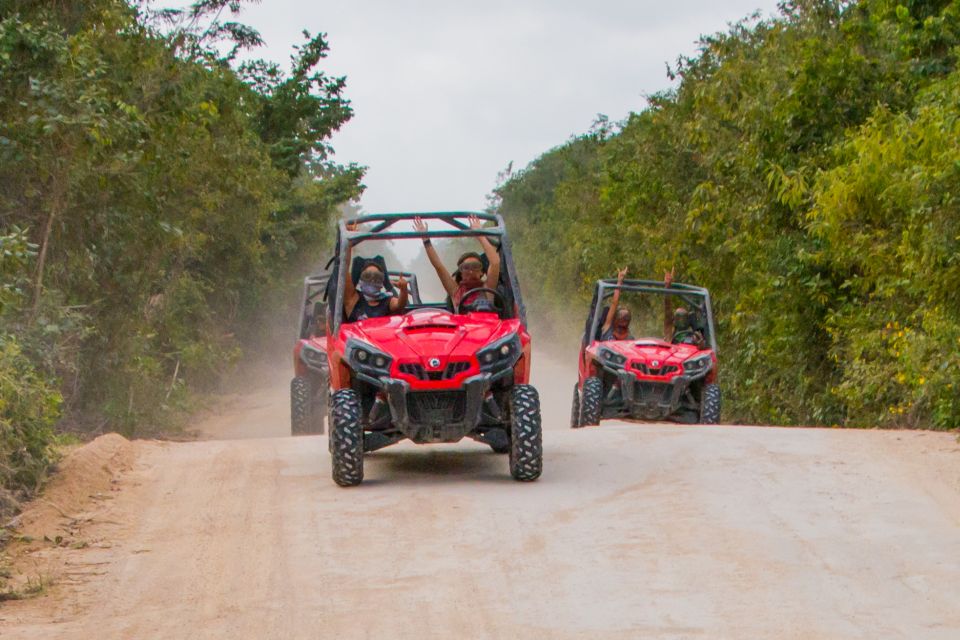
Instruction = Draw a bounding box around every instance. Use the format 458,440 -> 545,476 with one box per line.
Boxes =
509,385 -> 543,481
291,376 -> 327,435
290,376 -> 311,435
570,383 -> 583,428
580,376 -> 603,426
329,389 -> 364,486
699,383 -> 721,424
310,379 -> 328,435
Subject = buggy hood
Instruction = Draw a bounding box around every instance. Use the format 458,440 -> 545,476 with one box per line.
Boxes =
338,309 -> 521,369
602,338 -> 707,367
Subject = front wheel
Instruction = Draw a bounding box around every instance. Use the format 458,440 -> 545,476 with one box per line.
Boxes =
290,376 -> 311,435
570,383 -> 583,428
509,385 -> 542,481
580,376 -> 603,426
329,389 -> 364,486
311,379 -> 328,434
699,384 -> 721,424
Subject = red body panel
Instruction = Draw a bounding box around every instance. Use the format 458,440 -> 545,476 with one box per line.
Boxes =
293,338 -> 328,378
579,337 -> 717,385
326,309 -> 530,390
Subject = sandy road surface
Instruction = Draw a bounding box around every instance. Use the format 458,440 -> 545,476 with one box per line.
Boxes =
2,353 -> 960,639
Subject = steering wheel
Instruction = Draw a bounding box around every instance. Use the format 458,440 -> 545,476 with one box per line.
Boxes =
672,329 -> 703,346
453,287 -> 507,315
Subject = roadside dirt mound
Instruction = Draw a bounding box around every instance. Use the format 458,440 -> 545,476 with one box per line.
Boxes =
2,433 -> 135,598
12,434 -> 134,538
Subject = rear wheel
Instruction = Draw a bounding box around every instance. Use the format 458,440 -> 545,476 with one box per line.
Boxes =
580,376 -> 603,426
570,383 -> 583,428
699,384 -> 721,424
329,389 -> 364,486
290,376 -> 311,435
509,385 -> 542,481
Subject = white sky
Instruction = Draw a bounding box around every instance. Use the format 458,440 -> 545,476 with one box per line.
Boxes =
234,1 -> 782,215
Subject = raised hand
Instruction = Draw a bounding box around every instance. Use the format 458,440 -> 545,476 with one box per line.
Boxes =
617,266 -> 628,283
468,214 -> 483,230
413,217 -> 428,234
396,273 -> 408,291
664,267 -> 675,287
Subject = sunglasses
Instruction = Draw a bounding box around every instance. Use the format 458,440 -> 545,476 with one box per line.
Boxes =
458,262 -> 483,273
360,271 -> 384,286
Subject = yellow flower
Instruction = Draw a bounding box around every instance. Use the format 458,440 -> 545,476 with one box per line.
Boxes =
895,373 -> 907,384
918,377 -> 926,385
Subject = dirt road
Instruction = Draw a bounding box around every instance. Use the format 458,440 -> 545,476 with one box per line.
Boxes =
3,353 -> 959,639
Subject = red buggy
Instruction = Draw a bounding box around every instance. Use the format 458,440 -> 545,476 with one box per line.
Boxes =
321,212 -> 542,486
572,278 -> 721,427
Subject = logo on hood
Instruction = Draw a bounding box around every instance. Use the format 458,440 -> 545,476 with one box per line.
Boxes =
428,357 -> 441,369
651,360 -> 660,367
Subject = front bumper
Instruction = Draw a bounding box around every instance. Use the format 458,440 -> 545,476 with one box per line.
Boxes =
604,365 -> 708,420
383,373 -> 491,443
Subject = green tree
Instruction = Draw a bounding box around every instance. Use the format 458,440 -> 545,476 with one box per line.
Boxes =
0,0 -> 364,504
497,0 -> 960,428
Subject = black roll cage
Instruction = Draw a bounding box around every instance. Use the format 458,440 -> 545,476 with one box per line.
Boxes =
386,271 -> 422,304
331,211 -> 526,333
587,279 -> 718,353
299,273 -> 331,338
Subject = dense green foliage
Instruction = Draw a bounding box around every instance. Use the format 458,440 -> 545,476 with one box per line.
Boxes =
497,0 -> 960,429
0,0 -> 361,510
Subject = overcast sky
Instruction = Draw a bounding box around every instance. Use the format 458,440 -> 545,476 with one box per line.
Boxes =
234,0 -> 782,214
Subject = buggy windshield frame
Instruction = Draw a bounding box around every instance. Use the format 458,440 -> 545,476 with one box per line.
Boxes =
331,211 -> 524,332
587,279 -> 718,352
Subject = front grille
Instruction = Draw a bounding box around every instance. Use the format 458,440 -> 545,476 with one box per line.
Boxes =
635,382 -> 676,404
398,360 -> 471,381
631,362 -> 678,376
444,361 -> 470,378
398,363 -> 425,378
406,392 -> 466,424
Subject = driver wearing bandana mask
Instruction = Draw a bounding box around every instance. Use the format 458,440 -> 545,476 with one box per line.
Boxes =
343,231 -> 409,321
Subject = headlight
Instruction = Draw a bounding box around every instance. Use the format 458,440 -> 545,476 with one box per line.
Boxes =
299,343 -> 328,372
477,333 -> 521,373
598,347 -> 626,369
345,339 -> 392,377
683,354 -> 712,375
